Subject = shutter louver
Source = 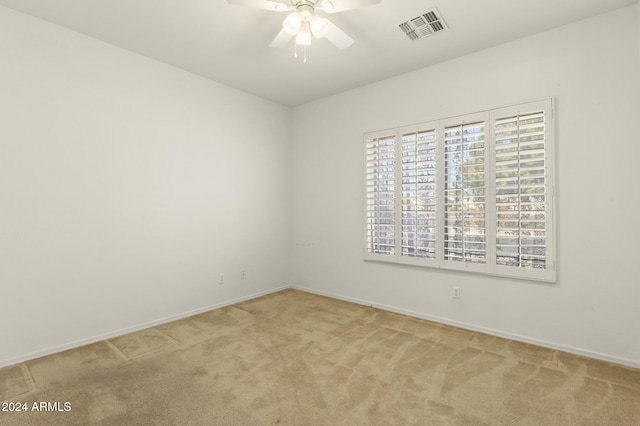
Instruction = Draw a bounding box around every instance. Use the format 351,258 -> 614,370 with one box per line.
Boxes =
444,121 -> 486,263
401,128 -> 437,259
495,110 -> 547,270
366,135 -> 396,255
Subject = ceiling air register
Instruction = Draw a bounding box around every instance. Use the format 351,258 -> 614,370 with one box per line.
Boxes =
398,8 -> 448,41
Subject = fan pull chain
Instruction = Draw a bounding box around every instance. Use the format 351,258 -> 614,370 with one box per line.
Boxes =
293,44 -> 308,63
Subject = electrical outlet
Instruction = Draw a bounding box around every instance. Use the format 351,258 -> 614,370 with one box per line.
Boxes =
453,286 -> 461,299
219,273 -> 225,285
240,268 -> 246,280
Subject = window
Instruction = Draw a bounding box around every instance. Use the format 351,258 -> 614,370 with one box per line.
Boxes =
401,125 -> 437,260
364,99 -> 555,282
365,132 -> 397,256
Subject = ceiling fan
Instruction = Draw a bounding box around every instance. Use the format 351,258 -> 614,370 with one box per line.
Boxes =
228,0 -> 381,61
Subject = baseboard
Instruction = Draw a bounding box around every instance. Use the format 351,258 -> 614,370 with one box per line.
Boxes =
0,285 -> 290,369
293,285 -> 640,370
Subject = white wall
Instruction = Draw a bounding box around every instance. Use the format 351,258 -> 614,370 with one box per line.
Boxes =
0,6 -> 291,366
291,6 -> 640,367
2,4 -> 639,370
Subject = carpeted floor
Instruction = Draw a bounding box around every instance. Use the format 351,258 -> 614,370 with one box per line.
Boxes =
1,289 -> 639,425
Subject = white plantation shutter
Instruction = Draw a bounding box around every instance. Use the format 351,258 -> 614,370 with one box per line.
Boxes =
493,100 -> 553,278
364,98 -> 555,282
401,126 -> 437,259
365,133 -> 397,256
443,119 -> 486,264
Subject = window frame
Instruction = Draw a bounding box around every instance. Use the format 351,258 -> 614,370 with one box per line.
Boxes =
363,98 -> 556,283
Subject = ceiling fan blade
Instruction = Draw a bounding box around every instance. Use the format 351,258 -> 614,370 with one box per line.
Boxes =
269,28 -> 293,48
323,20 -> 354,49
227,0 -> 290,12
318,0 -> 380,13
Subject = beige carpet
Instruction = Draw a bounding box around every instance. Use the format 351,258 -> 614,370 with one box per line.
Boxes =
1,289 -> 639,425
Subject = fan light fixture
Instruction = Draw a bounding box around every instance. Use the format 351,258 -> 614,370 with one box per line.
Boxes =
283,12 -> 302,35
228,0 -> 381,62
283,4 -> 330,62
296,20 -> 312,45
310,15 -> 328,38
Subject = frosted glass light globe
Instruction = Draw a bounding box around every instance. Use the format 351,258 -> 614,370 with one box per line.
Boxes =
310,15 -> 328,38
283,12 -> 302,35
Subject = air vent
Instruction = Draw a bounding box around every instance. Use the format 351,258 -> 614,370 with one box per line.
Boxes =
398,8 -> 448,41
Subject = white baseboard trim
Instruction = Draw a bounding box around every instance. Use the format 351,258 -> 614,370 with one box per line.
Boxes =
0,285 -> 290,369
293,285 -> 640,370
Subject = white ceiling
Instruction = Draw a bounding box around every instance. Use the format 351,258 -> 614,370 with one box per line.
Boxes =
1,0 -> 636,106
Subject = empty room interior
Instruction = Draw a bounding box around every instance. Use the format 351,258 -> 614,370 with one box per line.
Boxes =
1,0 -> 639,424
